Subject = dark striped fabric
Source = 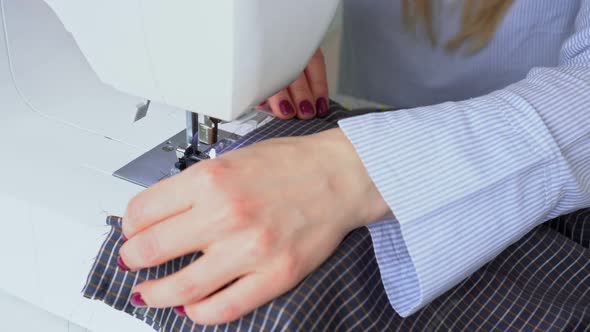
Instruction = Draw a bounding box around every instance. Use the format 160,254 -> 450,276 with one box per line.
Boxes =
83,106 -> 590,331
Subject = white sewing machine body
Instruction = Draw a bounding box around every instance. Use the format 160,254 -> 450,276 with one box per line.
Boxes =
0,1 -> 378,331
43,0 -> 340,121
38,0 -> 342,187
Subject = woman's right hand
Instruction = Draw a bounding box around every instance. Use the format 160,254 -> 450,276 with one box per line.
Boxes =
264,49 -> 330,120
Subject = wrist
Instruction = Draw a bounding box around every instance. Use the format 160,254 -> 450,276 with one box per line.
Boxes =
310,128 -> 392,230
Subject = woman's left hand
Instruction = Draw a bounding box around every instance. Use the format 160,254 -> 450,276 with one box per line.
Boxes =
118,128 -> 390,325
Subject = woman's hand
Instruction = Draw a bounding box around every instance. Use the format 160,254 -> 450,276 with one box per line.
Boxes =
264,49 -> 330,120
118,128 -> 390,325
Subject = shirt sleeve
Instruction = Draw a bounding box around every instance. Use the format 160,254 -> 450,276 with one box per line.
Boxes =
338,2 -> 590,317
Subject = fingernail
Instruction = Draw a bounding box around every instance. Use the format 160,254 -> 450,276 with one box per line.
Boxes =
174,306 -> 187,317
117,256 -> 130,271
279,100 -> 295,116
258,101 -> 267,107
130,293 -> 146,307
121,234 -> 128,242
316,97 -> 329,117
299,100 -> 315,116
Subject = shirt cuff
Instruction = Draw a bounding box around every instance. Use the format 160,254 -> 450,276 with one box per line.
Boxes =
338,94 -> 560,316
365,216 -> 422,316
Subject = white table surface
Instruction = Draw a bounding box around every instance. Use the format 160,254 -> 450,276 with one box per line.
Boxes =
0,290 -> 89,332
0,1 -> 177,331
0,1 -> 380,331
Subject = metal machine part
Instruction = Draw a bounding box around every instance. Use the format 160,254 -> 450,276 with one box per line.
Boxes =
115,111 -> 228,187
113,127 -> 238,187
175,112 -> 226,172
134,100 -> 151,122
113,130 -> 188,187
186,111 -> 199,146
198,116 -> 221,145
115,108 -> 273,188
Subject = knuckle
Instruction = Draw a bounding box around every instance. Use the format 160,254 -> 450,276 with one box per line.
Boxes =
137,233 -> 162,266
125,194 -> 146,223
230,198 -> 253,221
249,227 -> 277,258
257,228 -> 278,251
311,78 -> 329,92
225,196 -> 256,231
185,307 -> 202,324
177,277 -> 201,301
279,252 -> 301,277
289,82 -> 311,96
199,160 -> 232,188
218,303 -> 241,323
269,89 -> 289,101
288,74 -> 311,93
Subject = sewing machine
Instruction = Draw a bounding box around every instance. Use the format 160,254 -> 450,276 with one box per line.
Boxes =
40,0 -> 341,187
0,1 -> 380,331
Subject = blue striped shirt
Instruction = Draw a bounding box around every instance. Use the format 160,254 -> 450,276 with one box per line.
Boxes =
337,0 -> 590,317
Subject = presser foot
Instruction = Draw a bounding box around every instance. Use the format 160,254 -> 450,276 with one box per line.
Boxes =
113,129 -> 235,188
114,108 -> 272,188
174,144 -> 210,171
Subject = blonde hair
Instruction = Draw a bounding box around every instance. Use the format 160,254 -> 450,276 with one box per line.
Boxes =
402,0 -> 514,53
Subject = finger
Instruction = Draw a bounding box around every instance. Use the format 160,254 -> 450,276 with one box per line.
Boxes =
267,89 -> 296,120
183,272 -> 287,326
120,210 -> 211,270
305,49 -> 330,118
131,249 -> 245,309
122,171 -> 197,238
287,72 -> 316,120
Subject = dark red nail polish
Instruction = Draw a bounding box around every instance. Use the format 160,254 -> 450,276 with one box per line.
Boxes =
258,101 -> 267,107
300,100 -> 315,116
121,234 -> 128,242
130,293 -> 146,307
174,306 -> 187,317
316,97 -> 329,117
279,100 -> 295,116
117,256 -> 130,271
